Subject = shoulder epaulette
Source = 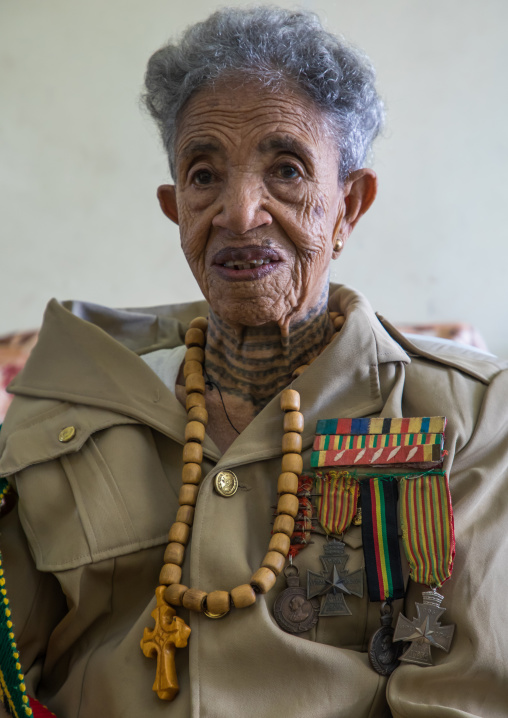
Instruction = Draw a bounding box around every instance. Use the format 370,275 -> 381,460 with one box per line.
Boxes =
376,314 -> 507,385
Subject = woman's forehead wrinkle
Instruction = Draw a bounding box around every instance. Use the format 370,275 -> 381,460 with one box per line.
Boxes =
257,136 -> 317,164
178,140 -> 222,163
177,85 -> 324,146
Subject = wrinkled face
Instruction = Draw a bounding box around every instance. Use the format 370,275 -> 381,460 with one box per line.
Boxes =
171,81 -> 346,329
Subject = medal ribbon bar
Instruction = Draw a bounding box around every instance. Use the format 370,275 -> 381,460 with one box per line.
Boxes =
315,416 -> 447,437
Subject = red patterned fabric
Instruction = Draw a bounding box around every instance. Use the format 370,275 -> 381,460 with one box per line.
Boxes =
0,331 -> 38,423
29,696 -> 57,717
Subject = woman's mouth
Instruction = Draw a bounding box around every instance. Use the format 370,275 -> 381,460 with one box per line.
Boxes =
222,258 -> 272,270
213,246 -> 281,281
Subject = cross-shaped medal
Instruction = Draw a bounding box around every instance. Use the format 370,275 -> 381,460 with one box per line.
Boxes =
393,590 -> 455,666
307,540 -> 363,616
141,586 -> 191,700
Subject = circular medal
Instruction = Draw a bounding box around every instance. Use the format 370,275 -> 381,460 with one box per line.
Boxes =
273,565 -> 320,634
368,603 -> 403,676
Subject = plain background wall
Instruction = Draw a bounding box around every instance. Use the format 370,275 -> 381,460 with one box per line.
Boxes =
2,0 -> 507,356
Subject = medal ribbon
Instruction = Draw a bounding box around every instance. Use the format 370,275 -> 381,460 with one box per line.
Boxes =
314,471 -> 359,535
360,477 -> 405,602
399,473 -> 455,587
288,475 -> 313,558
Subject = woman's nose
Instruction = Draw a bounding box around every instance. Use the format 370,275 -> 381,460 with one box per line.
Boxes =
212,174 -> 272,234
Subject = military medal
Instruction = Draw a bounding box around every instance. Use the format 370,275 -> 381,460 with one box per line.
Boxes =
359,476 -> 405,674
307,540 -> 363,616
393,590 -> 454,666
393,472 -> 456,665
306,416 -> 455,672
273,564 -> 319,634
368,602 -> 404,676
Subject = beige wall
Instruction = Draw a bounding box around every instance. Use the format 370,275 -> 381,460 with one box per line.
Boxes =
2,0 -> 507,356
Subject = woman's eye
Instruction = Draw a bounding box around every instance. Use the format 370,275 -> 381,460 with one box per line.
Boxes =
276,164 -> 300,180
192,169 -> 214,186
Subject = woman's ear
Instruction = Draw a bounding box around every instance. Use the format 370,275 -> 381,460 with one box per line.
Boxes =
332,169 -> 377,256
157,185 -> 179,225
342,169 -> 377,234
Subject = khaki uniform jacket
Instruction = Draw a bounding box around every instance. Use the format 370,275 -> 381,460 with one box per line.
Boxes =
0,285 -> 507,718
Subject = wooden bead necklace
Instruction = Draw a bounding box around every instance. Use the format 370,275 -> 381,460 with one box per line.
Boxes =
155,311 -> 345,619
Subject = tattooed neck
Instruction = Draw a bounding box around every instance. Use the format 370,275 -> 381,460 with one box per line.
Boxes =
204,292 -> 333,413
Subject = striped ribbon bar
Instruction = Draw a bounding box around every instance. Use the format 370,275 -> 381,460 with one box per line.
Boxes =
399,473 -> 455,587
313,471 -> 359,536
316,417 -> 446,436
360,478 -> 405,602
311,443 -> 442,468
313,433 -> 444,452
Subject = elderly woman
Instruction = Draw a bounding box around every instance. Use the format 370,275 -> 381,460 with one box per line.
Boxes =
1,7 -> 507,718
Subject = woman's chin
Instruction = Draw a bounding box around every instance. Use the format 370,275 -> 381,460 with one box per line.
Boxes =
210,297 -> 286,329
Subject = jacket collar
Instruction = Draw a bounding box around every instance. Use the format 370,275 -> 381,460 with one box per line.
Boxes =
0,285 -> 409,476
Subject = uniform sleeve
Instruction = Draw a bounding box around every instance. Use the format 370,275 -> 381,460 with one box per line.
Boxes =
388,368 -> 508,717
0,497 -> 66,698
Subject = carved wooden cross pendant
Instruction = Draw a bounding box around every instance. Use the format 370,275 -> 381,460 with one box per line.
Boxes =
141,586 -> 191,700
393,590 -> 455,666
307,540 -> 363,616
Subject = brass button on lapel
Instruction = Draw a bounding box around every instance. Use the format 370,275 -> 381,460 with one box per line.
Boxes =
59,426 -> 76,443
214,470 -> 238,497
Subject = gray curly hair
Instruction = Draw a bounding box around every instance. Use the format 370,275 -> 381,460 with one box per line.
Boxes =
143,6 -> 384,182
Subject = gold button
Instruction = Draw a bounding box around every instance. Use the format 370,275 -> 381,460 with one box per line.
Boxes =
58,426 -> 76,443
214,470 -> 238,497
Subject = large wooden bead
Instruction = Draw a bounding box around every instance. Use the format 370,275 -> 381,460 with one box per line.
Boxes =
329,311 -> 340,321
186,392 -> 206,411
281,453 -> 303,475
277,472 -> 299,495
277,493 -> 299,518
262,551 -> 286,575
292,365 -> 308,378
159,563 -> 182,586
168,521 -> 190,545
189,316 -> 208,332
188,406 -> 208,425
164,542 -> 185,566
176,505 -> 195,525
250,567 -> 277,594
268,532 -> 291,556
179,484 -> 199,506
273,514 -> 295,537
281,432 -> 302,454
164,583 -> 188,606
206,590 -> 231,616
185,346 -> 204,364
280,389 -> 300,412
185,420 -> 206,443
182,588 -> 207,612
185,327 -> 205,348
231,584 -> 257,609
185,373 -> 205,395
182,463 -> 202,484
182,442 -> 203,464
283,411 -> 304,433
333,315 -> 345,330
184,360 -> 203,378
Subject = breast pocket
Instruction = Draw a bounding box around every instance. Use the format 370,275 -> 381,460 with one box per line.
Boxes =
16,424 -> 181,571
